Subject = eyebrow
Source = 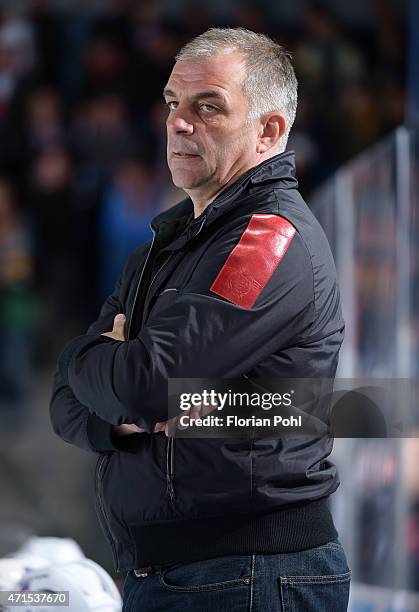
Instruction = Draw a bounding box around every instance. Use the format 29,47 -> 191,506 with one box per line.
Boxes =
162,88 -> 227,104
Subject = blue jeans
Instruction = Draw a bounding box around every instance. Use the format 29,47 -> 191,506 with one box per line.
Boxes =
122,540 -> 351,611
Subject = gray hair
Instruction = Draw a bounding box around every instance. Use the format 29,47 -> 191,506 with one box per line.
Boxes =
175,27 -> 298,152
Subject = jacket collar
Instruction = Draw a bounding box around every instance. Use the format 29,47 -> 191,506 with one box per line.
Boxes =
150,150 -> 298,242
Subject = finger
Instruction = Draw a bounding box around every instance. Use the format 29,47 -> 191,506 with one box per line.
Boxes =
120,423 -> 147,433
190,405 -> 201,421
111,314 -> 126,341
165,415 -> 179,437
128,424 -> 147,433
113,424 -> 147,438
190,401 -> 217,420
201,400 -> 218,417
177,413 -> 189,430
113,313 -> 126,334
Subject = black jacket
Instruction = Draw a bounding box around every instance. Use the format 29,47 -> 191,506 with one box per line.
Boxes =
50,152 -> 345,573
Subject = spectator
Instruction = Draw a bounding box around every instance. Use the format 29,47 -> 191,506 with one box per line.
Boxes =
0,179 -> 34,419
30,147 -> 94,359
98,158 -> 158,301
25,87 -> 66,158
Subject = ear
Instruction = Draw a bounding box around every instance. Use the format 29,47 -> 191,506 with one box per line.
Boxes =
256,112 -> 286,154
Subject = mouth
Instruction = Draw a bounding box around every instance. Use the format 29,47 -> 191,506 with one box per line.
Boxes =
172,152 -> 200,159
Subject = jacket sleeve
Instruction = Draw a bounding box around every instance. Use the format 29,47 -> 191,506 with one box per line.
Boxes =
50,276 -> 125,453
57,223 -> 317,433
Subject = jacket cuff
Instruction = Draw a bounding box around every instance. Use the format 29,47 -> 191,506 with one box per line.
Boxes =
87,414 -> 147,453
86,414 -> 119,452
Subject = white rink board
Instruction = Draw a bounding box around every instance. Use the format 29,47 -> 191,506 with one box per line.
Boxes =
349,582 -> 419,612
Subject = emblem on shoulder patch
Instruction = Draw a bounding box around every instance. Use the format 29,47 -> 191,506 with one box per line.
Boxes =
210,214 -> 296,308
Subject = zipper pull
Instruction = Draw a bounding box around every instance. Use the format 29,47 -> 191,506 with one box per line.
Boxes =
166,436 -> 176,501
166,473 -> 175,501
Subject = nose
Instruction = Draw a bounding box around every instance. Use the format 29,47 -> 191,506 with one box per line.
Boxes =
167,112 -> 194,135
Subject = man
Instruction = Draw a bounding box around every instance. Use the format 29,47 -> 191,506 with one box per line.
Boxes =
50,28 -> 350,611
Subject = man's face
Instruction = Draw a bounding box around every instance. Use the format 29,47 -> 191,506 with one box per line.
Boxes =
164,52 -> 260,198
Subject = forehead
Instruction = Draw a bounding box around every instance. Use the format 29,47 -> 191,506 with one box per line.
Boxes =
165,52 -> 247,98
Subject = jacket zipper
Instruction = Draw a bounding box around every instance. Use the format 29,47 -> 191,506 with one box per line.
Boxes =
146,250 -> 178,502
125,230 -> 178,502
166,435 -> 175,501
95,454 -> 120,570
126,234 -> 177,500
140,249 -> 176,329
160,219 -> 207,501
128,217 -> 206,502
127,230 -> 156,339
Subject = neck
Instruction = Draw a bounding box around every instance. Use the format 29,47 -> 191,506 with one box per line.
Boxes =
189,182 -> 234,219
186,148 -> 281,218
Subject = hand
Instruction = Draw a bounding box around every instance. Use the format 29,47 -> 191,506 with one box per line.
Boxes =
113,419 -> 181,437
112,422 -> 172,439
112,421 -> 174,439
112,400 -> 218,439
154,400 -> 218,437
153,417 -> 178,438
112,423 -> 148,439
102,313 -> 126,341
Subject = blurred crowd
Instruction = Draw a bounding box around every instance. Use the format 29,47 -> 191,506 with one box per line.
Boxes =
0,0 -> 406,413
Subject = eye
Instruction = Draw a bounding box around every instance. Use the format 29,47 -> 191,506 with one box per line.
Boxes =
167,101 -> 178,110
200,104 -> 216,113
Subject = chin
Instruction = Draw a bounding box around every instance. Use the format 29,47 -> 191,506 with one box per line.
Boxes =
170,171 -> 201,190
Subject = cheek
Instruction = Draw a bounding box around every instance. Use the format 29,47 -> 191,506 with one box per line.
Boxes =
201,123 -> 255,166
221,130 -> 254,159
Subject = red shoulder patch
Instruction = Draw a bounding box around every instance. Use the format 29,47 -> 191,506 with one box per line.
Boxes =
210,214 -> 296,308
